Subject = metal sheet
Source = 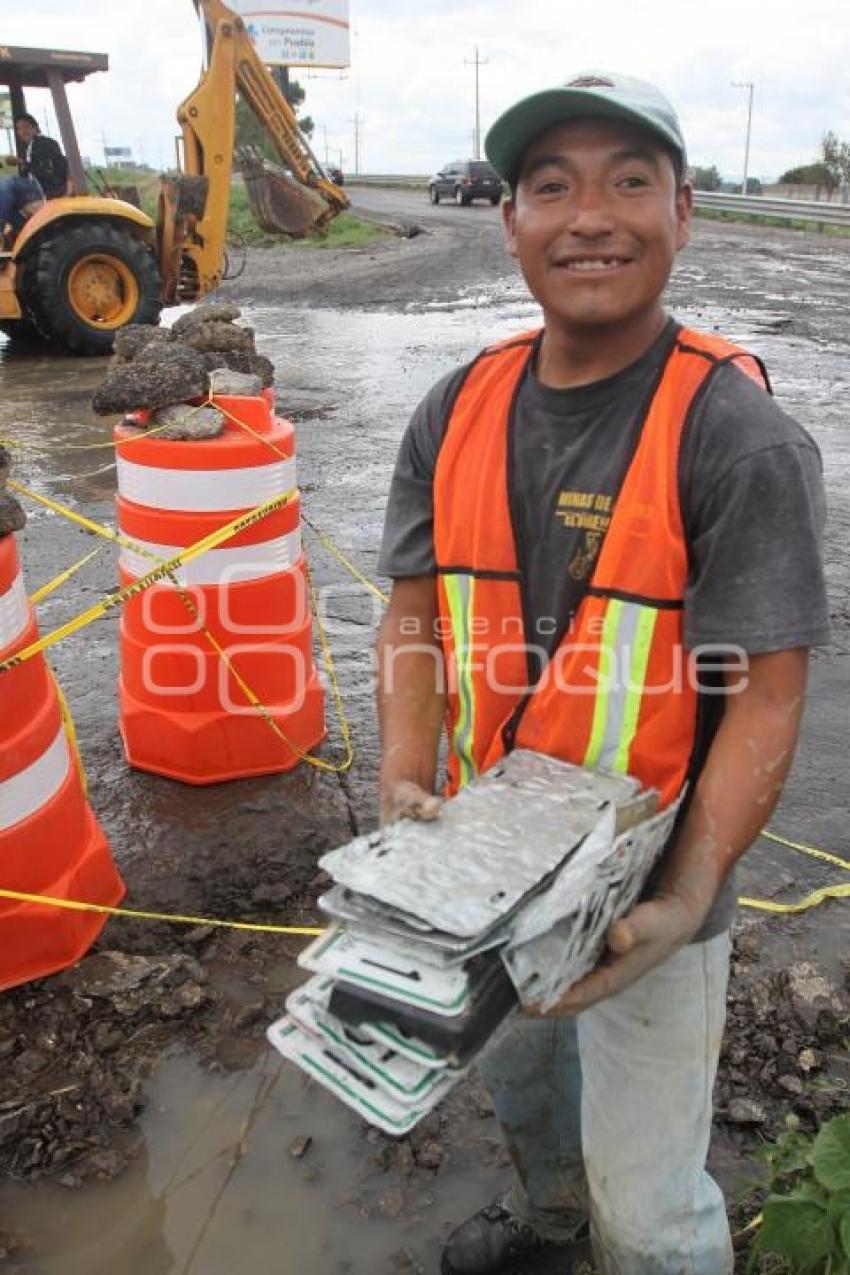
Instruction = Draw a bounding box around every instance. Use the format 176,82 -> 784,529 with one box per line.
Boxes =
503,801 -> 680,1012
320,752 -> 639,938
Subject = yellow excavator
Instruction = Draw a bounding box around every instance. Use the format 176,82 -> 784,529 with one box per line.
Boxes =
0,0 -> 348,354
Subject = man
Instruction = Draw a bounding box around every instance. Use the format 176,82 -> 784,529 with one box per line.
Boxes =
0,113 -> 68,240
376,73 -> 829,1274
14,113 -> 70,199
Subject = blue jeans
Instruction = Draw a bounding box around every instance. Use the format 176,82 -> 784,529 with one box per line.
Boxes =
0,175 -> 44,232
478,931 -> 733,1274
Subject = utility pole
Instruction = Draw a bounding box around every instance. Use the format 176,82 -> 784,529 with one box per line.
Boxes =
732,80 -> 754,194
464,45 -> 489,160
273,65 -> 291,104
350,112 -> 363,176
323,124 -> 329,166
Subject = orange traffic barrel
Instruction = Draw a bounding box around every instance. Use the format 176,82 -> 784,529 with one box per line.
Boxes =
114,391 -> 326,784
0,532 -> 125,992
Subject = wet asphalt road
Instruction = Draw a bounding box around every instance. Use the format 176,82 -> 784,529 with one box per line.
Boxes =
0,197 -> 848,1273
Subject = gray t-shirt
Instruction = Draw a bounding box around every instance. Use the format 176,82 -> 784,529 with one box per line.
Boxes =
378,320 -> 830,941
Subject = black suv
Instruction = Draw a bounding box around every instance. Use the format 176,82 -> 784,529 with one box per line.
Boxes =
428,160 -> 504,206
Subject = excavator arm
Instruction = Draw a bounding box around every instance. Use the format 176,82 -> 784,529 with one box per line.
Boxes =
158,0 -> 349,303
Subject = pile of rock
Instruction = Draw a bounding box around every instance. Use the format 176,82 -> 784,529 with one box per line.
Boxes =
0,446 -> 26,537
0,950 -> 213,1185
91,304 -> 275,438
716,932 -> 849,1136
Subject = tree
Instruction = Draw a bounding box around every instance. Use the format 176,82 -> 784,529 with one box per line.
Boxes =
691,164 -> 722,191
820,130 -> 850,186
234,77 -> 314,165
778,161 -> 837,191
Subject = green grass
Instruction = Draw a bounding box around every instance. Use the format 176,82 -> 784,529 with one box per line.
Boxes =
111,168 -> 383,250
226,183 -> 384,248
693,205 -> 850,237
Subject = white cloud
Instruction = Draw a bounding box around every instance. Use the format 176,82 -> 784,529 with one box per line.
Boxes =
4,0 -> 849,181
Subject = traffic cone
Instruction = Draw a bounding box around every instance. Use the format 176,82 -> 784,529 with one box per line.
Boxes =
115,391 -> 326,784
0,532 -> 125,992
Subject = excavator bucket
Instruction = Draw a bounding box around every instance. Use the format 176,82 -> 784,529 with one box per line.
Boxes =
239,147 -> 335,239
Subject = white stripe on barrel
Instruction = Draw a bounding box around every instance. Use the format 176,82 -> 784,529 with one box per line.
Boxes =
0,725 -> 71,830
0,572 -> 29,652
116,457 -> 297,512
119,529 -> 303,587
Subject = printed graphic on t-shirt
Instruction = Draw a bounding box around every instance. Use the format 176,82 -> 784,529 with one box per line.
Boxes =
555,490 -> 613,580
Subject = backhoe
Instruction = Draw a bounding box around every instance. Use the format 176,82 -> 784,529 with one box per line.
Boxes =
0,0 -> 348,354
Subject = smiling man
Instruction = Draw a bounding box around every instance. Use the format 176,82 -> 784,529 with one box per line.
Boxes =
376,73 -> 828,1273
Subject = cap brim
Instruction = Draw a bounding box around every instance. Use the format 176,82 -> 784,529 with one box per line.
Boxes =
485,88 -> 684,184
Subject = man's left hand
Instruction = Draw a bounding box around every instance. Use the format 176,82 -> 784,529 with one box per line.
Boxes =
527,888 -> 709,1017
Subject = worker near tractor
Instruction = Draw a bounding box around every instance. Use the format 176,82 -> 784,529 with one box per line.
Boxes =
376,72 -> 829,1273
0,113 -> 70,243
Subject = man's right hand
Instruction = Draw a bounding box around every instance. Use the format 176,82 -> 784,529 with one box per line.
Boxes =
381,779 -> 443,826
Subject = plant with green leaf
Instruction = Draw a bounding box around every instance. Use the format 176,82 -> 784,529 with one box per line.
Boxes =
749,1113 -> 850,1273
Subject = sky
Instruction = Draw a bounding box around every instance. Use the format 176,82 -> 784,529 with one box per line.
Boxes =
3,0 -> 850,183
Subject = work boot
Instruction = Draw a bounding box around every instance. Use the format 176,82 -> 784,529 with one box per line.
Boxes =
440,1201 -> 579,1274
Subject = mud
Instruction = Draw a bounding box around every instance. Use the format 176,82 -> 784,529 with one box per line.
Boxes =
0,199 -> 848,1272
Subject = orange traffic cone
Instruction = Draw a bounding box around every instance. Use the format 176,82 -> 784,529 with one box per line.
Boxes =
0,533 -> 125,992
115,391 -> 326,784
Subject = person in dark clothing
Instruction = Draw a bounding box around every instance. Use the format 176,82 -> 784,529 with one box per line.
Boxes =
0,113 -> 69,240
13,112 -> 70,199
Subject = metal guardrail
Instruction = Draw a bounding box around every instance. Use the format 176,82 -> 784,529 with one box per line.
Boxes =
348,178 -> 850,228
694,190 -> 850,228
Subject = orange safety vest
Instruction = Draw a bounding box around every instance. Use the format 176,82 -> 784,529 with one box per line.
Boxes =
434,326 -> 768,806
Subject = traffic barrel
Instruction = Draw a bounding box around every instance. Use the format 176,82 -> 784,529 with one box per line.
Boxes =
0,532 -> 125,991
114,391 -> 326,784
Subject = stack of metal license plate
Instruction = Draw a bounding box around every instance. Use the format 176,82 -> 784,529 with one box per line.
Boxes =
268,750 -> 679,1134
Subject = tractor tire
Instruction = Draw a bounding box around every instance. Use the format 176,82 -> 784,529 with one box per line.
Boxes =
0,318 -> 47,346
23,221 -> 162,356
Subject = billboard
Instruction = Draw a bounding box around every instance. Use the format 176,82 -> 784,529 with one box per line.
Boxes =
231,1 -> 351,69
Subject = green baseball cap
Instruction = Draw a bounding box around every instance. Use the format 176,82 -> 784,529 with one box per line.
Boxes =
485,71 -> 687,185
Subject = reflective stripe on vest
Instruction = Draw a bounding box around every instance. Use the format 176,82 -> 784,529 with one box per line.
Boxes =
443,571 -> 477,787
581,598 -> 659,774
434,327 -> 768,804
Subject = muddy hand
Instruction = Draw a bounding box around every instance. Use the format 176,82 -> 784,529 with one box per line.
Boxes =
527,890 -> 708,1017
381,780 -> 443,826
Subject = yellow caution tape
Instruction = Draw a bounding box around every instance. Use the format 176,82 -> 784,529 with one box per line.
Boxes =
53,675 -> 88,794
739,883 -> 850,914
9,465 -> 354,772
738,828 -> 850,915
0,887 -> 323,937
307,563 -> 354,772
30,548 -> 101,605
304,515 -> 390,605
217,401 -> 391,606
0,483 -> 296,674
760,829 -> 850,873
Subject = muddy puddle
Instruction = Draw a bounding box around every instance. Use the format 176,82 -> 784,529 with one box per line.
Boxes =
0,1051 -> 509,1275
0,233 -> 848,1272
